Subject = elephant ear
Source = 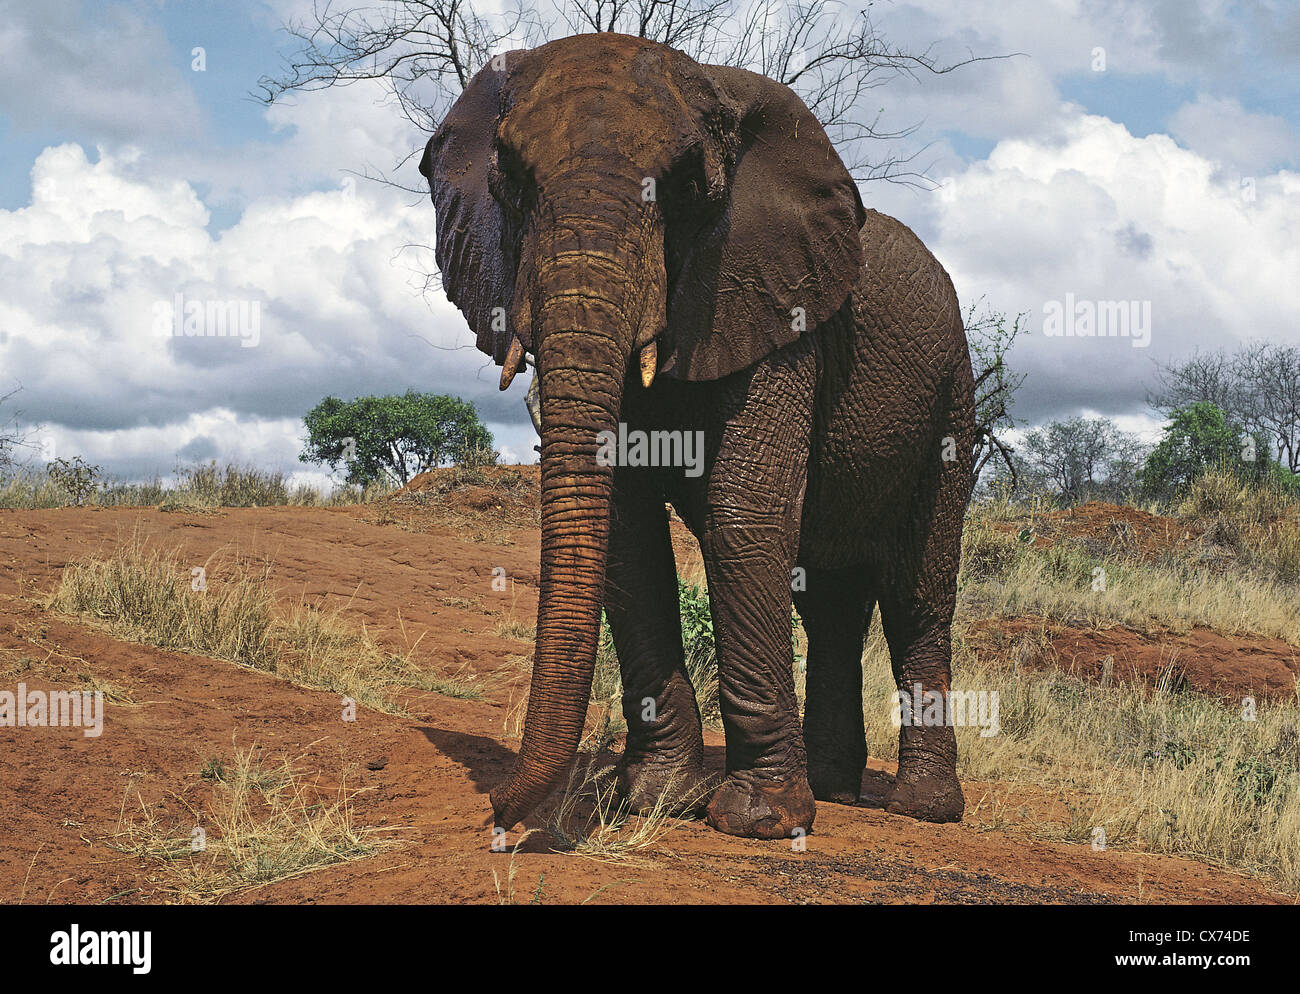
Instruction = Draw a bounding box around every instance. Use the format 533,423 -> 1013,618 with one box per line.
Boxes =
420,52 -> 527,367
661,66 -> 866,381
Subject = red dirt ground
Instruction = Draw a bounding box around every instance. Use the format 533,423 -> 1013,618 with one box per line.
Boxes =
982,500 -> 1300,701
968,618 -> 1300,703
0,499 -> 1291,904
993,501 -> 1205,559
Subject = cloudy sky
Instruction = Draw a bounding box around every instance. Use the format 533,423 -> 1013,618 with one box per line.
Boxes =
1,0 -> 1297,485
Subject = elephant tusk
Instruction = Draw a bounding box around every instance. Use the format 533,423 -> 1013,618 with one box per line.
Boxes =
639,341 -> 657,389
500,337 -> 526,391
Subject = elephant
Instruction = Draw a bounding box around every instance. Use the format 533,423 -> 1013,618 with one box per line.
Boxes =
419,31 -> 975,840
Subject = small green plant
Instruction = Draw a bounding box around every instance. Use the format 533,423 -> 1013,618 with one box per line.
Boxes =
199,758 -> 227,783
677,579 -> 715,660
1233,757 -> 1281,807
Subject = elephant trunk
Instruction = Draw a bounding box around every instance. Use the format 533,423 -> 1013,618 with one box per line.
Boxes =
490,183 -> 658,829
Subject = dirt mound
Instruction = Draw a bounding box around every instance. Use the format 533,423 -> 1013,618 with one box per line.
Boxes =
995,501 -> 1201,560
393,464 -> 540,497
396,470 -> 439,494
971,617 -> 1300,703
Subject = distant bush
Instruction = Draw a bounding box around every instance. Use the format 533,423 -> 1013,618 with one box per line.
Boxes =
1177,466 -> 1292,527
46,457 -> 101,506
0,459 -> 394,510
300,391 -> 494,486
1140,403 -> 1282,502
1174,467 -> 1300,585
455,440 -> 500,470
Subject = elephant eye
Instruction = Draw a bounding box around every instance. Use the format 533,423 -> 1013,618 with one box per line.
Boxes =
489,141 -> 532,216
662,144 -> 720,211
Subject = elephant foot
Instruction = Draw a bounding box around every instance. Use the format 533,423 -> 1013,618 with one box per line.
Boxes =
884,768 -> 964,823
705,774 -> 816,839
807,760 -> 864,805
616,758 -> 715,816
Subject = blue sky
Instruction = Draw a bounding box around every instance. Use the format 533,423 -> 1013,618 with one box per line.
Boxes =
1,0 -> 1297,483
0,2 -> 285,205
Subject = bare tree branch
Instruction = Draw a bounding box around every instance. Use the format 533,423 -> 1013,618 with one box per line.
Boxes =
0,383 -> 42,471
964,299 -> 1028,493
255,0 -> 1011,188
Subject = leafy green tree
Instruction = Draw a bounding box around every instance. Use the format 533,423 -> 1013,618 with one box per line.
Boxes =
300,391 -> 494,485
1140,402 -> 1259,500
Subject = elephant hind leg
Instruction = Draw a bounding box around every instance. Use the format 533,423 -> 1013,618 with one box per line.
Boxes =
876,404 -> 971,824
795,565 -> 874,804
876,601 -> 965,823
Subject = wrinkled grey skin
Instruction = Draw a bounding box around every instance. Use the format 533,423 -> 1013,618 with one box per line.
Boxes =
420,32 -> 974,839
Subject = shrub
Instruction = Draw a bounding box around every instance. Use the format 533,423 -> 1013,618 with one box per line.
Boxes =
959,519 -> 1025,581
1141,403 -> 1268,502
46,456 -> 101,506
300,391 -> 493,486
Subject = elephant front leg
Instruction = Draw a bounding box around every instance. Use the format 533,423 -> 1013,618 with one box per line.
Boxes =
701,516 -> 816,839
690,344 -> 819,839
605,476 -> 711,814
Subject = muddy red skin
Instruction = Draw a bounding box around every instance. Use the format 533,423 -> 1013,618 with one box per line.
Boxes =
420,32 -> 974,839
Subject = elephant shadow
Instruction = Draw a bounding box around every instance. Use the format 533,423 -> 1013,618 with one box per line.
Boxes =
417,725 -> 516,794
420,727 -> 898,800
417,726 -> 549,847
419,727 -> 645,852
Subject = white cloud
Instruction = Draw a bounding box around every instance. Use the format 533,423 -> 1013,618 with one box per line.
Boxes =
0,142 -> 536,477
1168,94 -> 1300,174
890,0 -> 1295,86
918,110 -> 1300,421
168,79 -> 431,212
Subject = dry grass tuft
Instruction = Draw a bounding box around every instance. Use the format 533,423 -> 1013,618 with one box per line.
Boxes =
49,534 -> 487,714
936,488 -> 1300,891
0,461 -> 393,509
110,744 -> 398,903
492,616 -> 537,642
957,520 -> 1300,644
543,722 -> 709,865
851,608 -> 1300,892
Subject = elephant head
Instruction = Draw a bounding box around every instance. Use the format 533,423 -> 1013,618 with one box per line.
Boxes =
419,32 -> 865,829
